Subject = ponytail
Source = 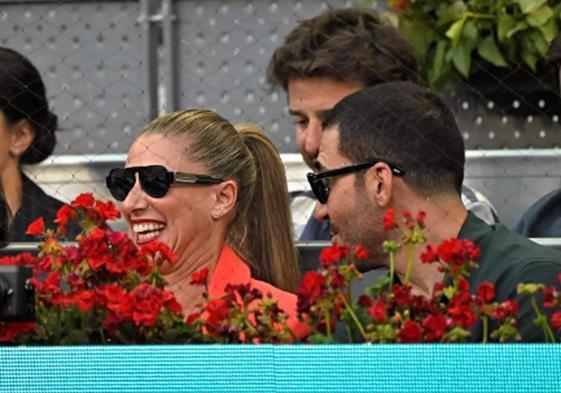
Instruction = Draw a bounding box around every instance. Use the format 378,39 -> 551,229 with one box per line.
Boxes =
234,124 -> 300,292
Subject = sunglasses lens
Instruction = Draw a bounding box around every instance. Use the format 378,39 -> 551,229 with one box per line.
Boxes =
139,166 -> 170,198
312,178 -> 329,204
106,169 -> 135,201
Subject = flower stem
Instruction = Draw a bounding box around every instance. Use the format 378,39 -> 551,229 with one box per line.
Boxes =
531,295 -> 556,343
481,316 -> 488,344
55,307 -> 62,343
404,243 -> 414,284
338,292 -> 367,341
389,252 -> 395,288
324,308 -> 332,339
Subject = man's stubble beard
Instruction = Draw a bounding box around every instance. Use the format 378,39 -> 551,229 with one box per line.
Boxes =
340,190 -> 389,273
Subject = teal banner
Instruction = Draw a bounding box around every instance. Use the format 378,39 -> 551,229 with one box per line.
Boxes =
1,345 -> 560,392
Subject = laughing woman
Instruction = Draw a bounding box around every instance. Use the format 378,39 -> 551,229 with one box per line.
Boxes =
106,110 -> 304,334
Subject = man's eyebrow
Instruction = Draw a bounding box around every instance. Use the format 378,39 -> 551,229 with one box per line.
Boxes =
288,108 -> 332,118
288,109 -> 305,117
312,161 -> 325,172
315,109 -> 331,120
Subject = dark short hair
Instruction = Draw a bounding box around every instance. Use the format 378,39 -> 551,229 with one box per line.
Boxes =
548,34 -> 561,65
267,8 -> 419,90
0,47 -> 57,164
323,81 -> 465,196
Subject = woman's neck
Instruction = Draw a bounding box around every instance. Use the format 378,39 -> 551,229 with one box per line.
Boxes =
163,233 -> 225,315
1,163 -> 23,219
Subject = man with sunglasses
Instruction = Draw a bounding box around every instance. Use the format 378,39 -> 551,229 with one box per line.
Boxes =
311,81 -> 561,341
267,8 -> 498,273
515,34 -> 561,238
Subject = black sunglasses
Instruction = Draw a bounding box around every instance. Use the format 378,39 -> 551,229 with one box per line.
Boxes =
307,159 -> 405,204
106,165 -> 224,201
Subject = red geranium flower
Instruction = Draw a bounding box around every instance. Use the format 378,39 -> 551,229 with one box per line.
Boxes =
551,311 -> 561,329
423,314 -> 448,342
383,208 -> 397,232
71,193 -> 95,209
353,245 -> 369,260
368,301 -> 387,323
95,200 -> 121,220
437,238 -> 480,266
55,204 -> 77,234
399,320 -> 423,343
319,243 -> 349,267
420,244 -> 438,264
26,217 -> 45,236
191,267 -> 210,285
416,210 -> 427,228
477,282 -> 495,303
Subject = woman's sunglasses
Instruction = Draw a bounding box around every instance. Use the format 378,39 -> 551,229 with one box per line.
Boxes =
106,165 -> 224,201
307,159 -> 405,204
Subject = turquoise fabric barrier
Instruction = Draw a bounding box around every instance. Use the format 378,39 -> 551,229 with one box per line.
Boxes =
1,345 -> 560,392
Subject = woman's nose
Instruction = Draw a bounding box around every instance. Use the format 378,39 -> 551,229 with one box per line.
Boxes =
121,174 -> 147,213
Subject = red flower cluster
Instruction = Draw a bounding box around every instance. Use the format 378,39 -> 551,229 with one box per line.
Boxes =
1,194 -> 191,344
187,278 -> 293,343
539,273 -> 561,331
295,209 -> 534,343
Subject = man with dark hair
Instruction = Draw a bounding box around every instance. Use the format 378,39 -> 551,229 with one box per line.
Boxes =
311,81 -> 561,341
515,34 -> 561,238
267,8 -> 498,254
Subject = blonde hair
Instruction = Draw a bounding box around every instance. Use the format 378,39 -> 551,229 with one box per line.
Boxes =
140,110 -> 300,292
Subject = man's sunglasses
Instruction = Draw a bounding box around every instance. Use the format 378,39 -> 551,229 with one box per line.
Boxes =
307,159 -> 405,204
106,165 -> 224,201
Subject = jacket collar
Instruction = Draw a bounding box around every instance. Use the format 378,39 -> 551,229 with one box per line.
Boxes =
208,244 -> 251,299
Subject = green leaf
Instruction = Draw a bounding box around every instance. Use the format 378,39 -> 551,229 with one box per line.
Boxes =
498,14 -> 516,42
517,0 -> 548,14
399,17 -> 434,62
451,42 -> 472,78
522,48 -> 539,70
529,29 -> 549,57
436,1 -> 468,26
446,17 -> 467,47
527,5 -> 554,27
428,40 -> 448,87
507,21 -> 529,38
539,14 -> 558,42
477,35 -> 508,67
462,20 -> 479,50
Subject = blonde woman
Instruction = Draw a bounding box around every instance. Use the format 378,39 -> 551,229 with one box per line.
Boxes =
106,110 -> 304,335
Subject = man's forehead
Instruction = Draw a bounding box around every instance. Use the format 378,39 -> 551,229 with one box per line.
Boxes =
317,127 -> 344,168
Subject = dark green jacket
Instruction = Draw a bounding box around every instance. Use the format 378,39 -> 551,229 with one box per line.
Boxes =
458,212 -> 561,342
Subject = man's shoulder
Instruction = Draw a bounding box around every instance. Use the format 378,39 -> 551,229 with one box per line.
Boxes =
461,185 -> 499,225
470,218 -> 561,286
515,188 -> 561,237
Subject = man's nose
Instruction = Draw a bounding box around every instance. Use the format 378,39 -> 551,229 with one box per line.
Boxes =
304,121 -> 322,159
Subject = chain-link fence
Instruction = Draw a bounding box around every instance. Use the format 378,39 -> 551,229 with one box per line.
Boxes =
1,0 -> 561,235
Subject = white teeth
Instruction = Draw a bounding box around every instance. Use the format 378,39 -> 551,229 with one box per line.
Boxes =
137,231 -> 161,243
132,222 -> 165,234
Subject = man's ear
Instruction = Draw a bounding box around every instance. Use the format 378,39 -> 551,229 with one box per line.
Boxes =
211,180 -> 237,220
364,162 -> 395,208
8,120 -> 35,158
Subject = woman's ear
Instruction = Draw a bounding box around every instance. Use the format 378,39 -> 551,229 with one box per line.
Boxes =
8,120 -> 35,158
211,180 -> 237,220
364,162 -> 395,208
